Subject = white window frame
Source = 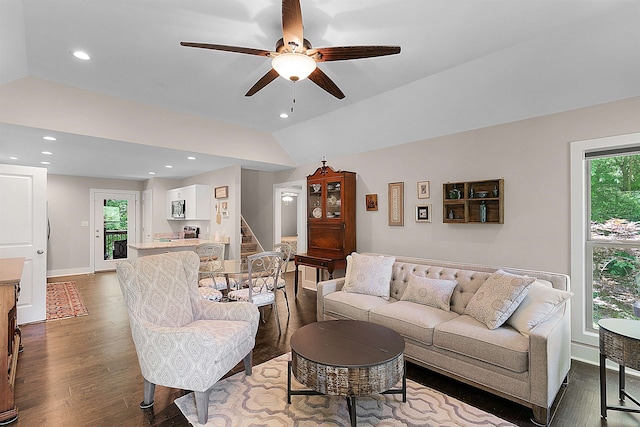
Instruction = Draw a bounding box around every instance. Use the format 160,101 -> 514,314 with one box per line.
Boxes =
570,132 -> 640,363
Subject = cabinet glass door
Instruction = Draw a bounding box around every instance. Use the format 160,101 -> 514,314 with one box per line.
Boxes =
308,182 -> 323,219
326,181 -> 342,219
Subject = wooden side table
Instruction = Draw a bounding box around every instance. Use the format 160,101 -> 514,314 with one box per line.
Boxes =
293,253 -> 346,297
598,318 -> 640,419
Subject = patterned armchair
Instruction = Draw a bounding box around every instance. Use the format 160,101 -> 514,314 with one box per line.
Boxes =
116,251 -> 259,425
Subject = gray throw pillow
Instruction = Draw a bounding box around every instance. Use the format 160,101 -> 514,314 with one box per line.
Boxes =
342,253 -> 395,300
400,274 -> 457,311
464,269 -> 535,329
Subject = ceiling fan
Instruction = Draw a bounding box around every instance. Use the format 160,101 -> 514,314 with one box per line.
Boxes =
180,0 -> 401,99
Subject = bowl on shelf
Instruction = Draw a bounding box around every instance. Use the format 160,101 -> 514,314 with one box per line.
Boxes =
476,191 -> 489,198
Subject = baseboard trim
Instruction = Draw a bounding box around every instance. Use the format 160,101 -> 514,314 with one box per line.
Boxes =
47,268 -> 93,278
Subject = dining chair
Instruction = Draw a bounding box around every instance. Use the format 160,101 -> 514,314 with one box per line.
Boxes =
269,242 -> 293,315
116,251 -> 259,424
227,251 -> 283,334
195,243 -> 237,297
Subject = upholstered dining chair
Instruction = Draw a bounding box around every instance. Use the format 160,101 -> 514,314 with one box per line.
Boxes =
116,251 -> 259,425
269,242 -> 293,315
227,251 -> 283,334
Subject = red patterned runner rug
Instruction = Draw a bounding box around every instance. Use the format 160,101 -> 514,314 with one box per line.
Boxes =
46,281 -> 89,320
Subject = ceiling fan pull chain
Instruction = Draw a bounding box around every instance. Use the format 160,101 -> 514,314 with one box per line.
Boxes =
291,81 -> 296,113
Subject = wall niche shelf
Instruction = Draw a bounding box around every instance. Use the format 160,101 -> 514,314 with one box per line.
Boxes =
443,179 -> 504,224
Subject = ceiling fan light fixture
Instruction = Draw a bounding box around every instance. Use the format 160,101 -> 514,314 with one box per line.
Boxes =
272,53 -> 316,82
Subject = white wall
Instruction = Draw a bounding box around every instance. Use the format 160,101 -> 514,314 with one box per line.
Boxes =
47,175 -> 143,275
276,96 -> 640,276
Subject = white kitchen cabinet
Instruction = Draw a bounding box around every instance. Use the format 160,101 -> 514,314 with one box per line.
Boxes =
166,184 -> 211,220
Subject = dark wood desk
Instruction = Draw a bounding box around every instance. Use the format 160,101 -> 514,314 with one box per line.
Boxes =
288,320 -> 406,426
293,253 -> 346,297
599,318 -> 640,419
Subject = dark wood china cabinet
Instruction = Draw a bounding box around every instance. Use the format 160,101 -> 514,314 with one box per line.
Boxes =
294,161 -> 356,296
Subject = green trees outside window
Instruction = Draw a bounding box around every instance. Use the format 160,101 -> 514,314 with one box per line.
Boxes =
590,154 -> 640,325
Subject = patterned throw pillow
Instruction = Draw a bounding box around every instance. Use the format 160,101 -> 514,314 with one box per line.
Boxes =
342,253 -> 395,300
507,280 -> 573,336
464,270 -> 535,330
400,274 -> 458,311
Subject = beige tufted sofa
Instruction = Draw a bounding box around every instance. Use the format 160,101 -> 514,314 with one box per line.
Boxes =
316,254 -> 571,426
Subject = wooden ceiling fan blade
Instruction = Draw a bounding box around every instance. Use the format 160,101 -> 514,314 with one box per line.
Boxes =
308,68 -> 345,99
245,69 -> 280,96
180,42 -> 272,57
313,46 -> 401,62
282,0 -> 304,51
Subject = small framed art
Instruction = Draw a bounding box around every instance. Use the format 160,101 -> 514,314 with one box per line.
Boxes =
415,204 -> 432,222
215,186 -> 228,199
388,182 -> 404,226
366,194 -> 378,211
417,181 -> 430,199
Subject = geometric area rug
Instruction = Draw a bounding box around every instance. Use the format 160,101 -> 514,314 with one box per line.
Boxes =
46,281 -> 89,321
175,353 -> 517,427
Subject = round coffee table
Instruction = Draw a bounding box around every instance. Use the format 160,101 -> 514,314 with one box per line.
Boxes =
287,320 -> 406,426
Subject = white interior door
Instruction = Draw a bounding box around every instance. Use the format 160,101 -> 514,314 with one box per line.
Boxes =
91,190 -> 138,271
0,164 -> 47,324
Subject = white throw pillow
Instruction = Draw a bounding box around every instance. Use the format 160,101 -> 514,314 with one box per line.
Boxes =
507,281 -> 573,336
342,253 -> 395,300
464,269 -> 535,330
400,274 -> 458,311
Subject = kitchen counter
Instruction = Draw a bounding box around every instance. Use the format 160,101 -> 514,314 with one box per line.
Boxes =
128,238 -> 229,258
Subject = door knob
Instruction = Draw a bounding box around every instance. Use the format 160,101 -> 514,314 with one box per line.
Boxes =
37,250 -> 44,254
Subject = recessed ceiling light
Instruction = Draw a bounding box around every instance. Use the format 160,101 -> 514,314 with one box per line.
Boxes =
43,136 -> 56,141
40,161 -> 50,165
9,156 -> 18,160
72,50 -> 91,60
41,151 -> 53,155
187,156 -> 196,160
280,113 -> 289,118
148,172 -> 156,175
165,165 -> 173,168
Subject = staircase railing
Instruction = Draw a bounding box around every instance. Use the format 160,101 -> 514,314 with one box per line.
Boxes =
240,215 -> 264,264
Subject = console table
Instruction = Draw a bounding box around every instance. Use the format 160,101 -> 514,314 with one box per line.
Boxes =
0,258 -> 23,425
293,253 -> 346,297
598,318 -> 640,419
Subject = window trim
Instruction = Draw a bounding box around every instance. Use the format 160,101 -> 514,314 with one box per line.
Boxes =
570,132 -> 640,363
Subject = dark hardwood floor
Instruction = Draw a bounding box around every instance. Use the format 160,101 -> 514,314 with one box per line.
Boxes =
12,271 -> 640,426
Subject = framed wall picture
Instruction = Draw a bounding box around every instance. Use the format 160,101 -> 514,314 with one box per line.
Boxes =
417,181 -> 430,199
388,182 -> 404,226
214,186 -> 228,199
415,204 -> 432,222
366,194 -> 378,211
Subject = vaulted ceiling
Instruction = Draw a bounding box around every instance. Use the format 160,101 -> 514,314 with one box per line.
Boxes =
1,0 -> 639,180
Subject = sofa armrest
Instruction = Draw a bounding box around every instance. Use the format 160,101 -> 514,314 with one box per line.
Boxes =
316,277 -> 345,321
528,305 -> 571,411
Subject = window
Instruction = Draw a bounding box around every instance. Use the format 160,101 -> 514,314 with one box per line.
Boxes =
571,133 -> 640,357
587,153 -> 640,330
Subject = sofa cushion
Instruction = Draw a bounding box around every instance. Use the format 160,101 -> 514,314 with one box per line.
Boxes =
324,291 -> 392,321
370,301 -> 458,346
342,253 -> 395,300
507,280 -> 573,336
400,274 -> 457,311
434,315 -> 530,373
464,270 -> 535,329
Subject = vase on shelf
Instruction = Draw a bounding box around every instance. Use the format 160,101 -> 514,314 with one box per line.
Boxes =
492,185 -> 499,198
479,201 -> 487,223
